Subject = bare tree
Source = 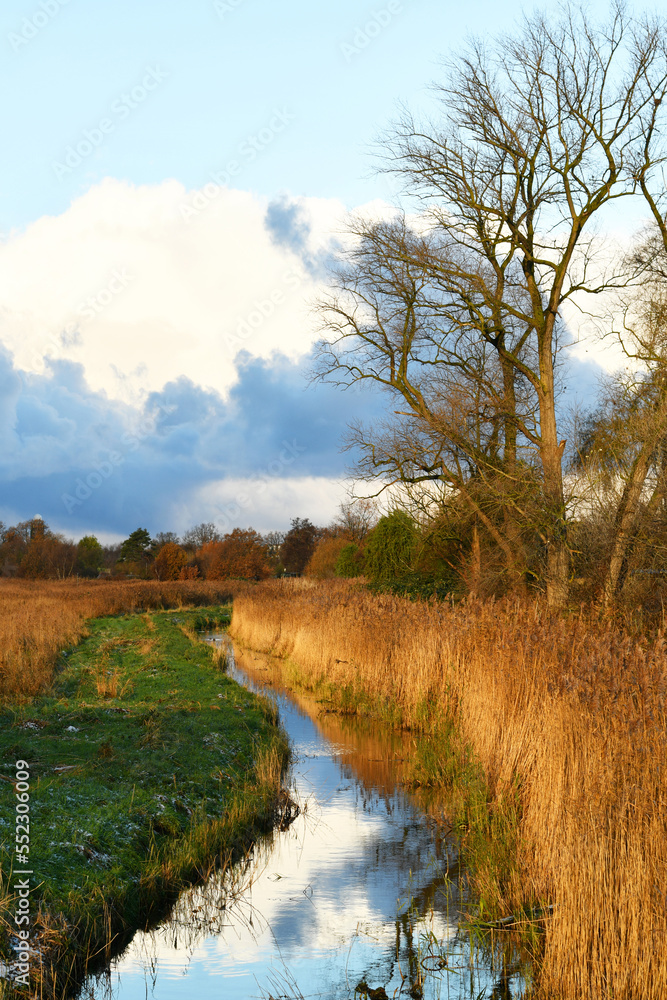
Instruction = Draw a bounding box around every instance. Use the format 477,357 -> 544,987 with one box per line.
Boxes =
332,498 -> 379,541
319,3 -> 667,605
182,522 -> 221,552
318,216 -> 539,593
566,218 -> 667,606
280,518 -> 320,575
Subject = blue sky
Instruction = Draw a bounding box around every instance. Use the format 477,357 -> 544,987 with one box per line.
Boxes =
0,0 -> 622,540
0,0 -> 537,232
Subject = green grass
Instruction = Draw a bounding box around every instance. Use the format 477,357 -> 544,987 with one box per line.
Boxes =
0,606 -> 288,998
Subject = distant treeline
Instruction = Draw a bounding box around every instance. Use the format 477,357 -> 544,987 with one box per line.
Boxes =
4,491 -> 664,611
0,511 -> 367,583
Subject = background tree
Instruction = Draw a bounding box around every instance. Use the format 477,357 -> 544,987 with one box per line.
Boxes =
77,535 -> 104,577
363,510 -> 418,581
331,499 -> 378,541
118,528 -> 153,577
0,519 -> 77,578
585,100 -> 667,605
305,535 -> 352,579
263,530 -> 285,551
335,542 -> 364,578
319,215 -> 540,593
21,539 -> 66,578
101,542 -> 121,573
572,279 -> 667,605
198,529 -> 270,580
151,531 -> 180,555
263,530 -> 286,575
280,518 -> 320,575
153,541 -> 189,580
306,500 -> 378,577
182,522 -> 220,552
0,523 -> 29,575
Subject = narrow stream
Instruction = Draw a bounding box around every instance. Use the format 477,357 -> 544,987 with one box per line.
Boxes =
83,637 -> 528,1000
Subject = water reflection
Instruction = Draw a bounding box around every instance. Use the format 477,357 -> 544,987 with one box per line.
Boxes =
82,639 -> 526,1000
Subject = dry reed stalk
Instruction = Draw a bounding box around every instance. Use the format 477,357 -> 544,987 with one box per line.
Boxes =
230,579 -> 667,1000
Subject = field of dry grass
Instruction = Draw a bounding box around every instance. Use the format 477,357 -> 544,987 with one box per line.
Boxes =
0,578 -> 250,699
231,579 -> 667,1000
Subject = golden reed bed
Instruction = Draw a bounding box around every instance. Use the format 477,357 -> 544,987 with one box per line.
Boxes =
0,578 -> 248,699
231,579 -> 667,1000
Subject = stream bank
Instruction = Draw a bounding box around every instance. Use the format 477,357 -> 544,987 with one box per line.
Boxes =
0,608 -> 288,1000
89,637 -> 531,1000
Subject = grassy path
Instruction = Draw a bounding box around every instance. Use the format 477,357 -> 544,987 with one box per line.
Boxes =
0,606 -> 288,998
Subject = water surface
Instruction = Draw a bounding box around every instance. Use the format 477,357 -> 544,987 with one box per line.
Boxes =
84,638 -> 526,1000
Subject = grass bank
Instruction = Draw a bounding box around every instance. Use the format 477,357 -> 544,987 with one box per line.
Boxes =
0,606 -> 288,998
231,579 -> 667,1000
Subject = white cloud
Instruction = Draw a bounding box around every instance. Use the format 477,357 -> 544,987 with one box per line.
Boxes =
191,475 -> 353,534
0,177 -> 635,537
0,178 -> 347,405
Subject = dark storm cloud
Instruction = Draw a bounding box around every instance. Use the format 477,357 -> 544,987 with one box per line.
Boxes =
0,343 -> 606,540
0,348 -> 384,538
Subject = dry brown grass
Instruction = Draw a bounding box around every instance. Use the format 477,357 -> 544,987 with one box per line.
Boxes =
231,579 -> 667,1000
0,578 -> 249,699
94,664 -> 119,699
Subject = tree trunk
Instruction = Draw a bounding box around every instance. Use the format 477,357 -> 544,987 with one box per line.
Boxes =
546,540 -> 570,608
503,511 -> 528,596
469,520 -> 481,597
537,335 -> 570,608
500,351 -> 518,471
603,393 -> 667,606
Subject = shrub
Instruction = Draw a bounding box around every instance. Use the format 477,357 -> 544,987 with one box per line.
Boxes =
153,542 -> 189,581
363,510 -> 417,581
335,542 -> 363,578
306,536 -> 353,579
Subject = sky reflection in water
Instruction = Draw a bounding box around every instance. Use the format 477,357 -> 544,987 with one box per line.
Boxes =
85,640 -> 526,1000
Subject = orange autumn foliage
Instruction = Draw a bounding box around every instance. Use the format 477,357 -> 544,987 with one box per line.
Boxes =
305,535 -> 352,578
197,528 -> 270,580
153,542 -> 189,580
